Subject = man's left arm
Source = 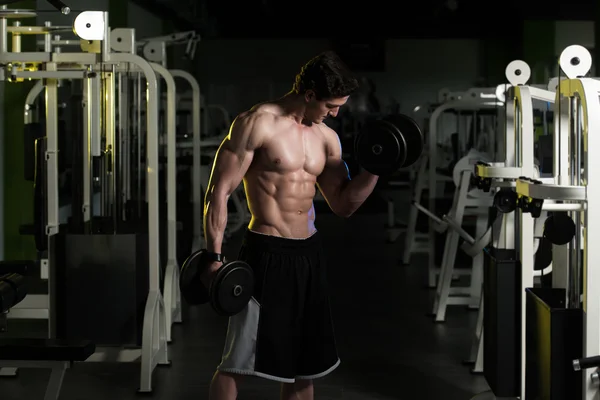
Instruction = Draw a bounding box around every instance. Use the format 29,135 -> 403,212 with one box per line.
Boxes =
317,128 -> 379,218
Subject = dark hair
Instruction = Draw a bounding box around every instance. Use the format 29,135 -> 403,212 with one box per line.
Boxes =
293,51 -> 359,100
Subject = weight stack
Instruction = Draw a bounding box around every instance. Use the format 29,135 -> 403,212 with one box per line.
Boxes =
50,230 -> 149,346
483,248 -> 521,397
525,287 -> 582,400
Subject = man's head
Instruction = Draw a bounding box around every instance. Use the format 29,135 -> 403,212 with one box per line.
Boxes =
293,51 -> 359,124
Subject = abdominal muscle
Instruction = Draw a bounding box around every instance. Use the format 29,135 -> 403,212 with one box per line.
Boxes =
244,169 -> 319,239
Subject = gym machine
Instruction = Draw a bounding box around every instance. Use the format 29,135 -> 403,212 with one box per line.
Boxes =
403,88 -> 503,291
413,153 -> 493,322
466,61 -> 557,391
110,27 -> 184,342
513,44 -> 591,400
410,88 -> 503,322
135,30 -> 203,254
0,7 -> 169,393
415,59 -> 559,389
469,45 -> 592,400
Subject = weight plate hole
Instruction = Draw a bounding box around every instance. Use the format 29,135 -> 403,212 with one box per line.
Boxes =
233,285 -> 243,297
372,144 -> 383,155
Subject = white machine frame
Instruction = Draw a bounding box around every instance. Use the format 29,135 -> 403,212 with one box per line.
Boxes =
469,61 -> 558,383
133,29 -> 204,251
514,45 -> 596,400
471,47 -> 596,399
403,89 -> 504,289
0,9 -> 169,393
111,27 -> 184,342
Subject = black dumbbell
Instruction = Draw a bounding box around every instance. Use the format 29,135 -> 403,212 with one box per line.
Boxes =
0,273 -> 27,313
179,250 -> 254,316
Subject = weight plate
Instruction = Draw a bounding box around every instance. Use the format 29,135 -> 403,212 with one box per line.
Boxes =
383,114 -> 424,168
543,213 -> 576,246
179,250 -> 209,305
0,278 -> 16,312
210,261 -> 254,317
3,273 -> 26,304
493,190 -> 517,213
379,119 -> 408,169
355,120 -> 405,176
534,237 -> 553,271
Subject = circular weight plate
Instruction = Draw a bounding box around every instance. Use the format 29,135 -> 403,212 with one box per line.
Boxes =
0,9 -> 37,19
534,237 -> 552,271
210,261 -> 254,317
179,250 -> 209,305
493,190 -> 517,213
355,120 -> 404,176
543,213 -> 576,245
378,119 -> 407,171
382,113 -> 424,168
0,277 -> 17,310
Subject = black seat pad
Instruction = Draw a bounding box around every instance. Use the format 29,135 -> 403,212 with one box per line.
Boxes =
0,260 -> 34,276
0,339 -> 95,361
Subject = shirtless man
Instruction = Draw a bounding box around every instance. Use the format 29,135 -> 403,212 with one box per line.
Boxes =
203,51 -> 380,400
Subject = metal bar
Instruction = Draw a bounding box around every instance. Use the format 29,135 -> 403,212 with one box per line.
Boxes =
108,53 -> 160,291
170,70 -> 202,248
44,62 -> 59,339
0,53 -> 51,63
150,62 -> 177,262
0,5 -> 7,53
104,66 -> 116,221
542,203 -> 585,212
89,70 -> 101,157
12,70 -> 87,79
24,80 -> 44,124
81,73 -> 90,223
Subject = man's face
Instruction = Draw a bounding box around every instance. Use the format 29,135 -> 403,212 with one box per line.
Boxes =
304,91 -> 349,124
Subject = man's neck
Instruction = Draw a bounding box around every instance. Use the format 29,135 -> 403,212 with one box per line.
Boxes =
278,92 -> 307,124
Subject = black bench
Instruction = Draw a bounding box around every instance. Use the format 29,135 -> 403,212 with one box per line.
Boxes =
0,339 -> 96,399
0,260 -> 34,276
0,260 -> 96,399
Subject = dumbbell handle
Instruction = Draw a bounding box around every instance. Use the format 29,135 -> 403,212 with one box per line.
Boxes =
574,356 -> 600,371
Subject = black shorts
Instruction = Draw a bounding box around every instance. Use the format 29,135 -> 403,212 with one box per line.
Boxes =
217,230 -> 340,383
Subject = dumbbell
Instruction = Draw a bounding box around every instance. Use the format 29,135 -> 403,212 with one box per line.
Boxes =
179,250 -> 254,316
354,113 -> 424,176
0,273 -> 27,314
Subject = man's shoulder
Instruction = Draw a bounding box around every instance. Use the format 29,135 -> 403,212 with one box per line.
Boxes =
316,122 -> 337,136
249,101 -> 285,116
236,102 -> 284,126
314,122 -> 338,145
230,104 -> 288,146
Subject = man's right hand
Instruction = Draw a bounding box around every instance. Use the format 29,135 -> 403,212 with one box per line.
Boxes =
200,260 -> 223,288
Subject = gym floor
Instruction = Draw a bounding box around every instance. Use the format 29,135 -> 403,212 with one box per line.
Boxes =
1,193 -> 489,399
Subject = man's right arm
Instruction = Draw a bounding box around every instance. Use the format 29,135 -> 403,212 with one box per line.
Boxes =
203,111 -> 266,254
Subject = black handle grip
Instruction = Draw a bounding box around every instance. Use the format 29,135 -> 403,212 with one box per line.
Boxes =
46,0 -> 70,14
573,356 -> 600,371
